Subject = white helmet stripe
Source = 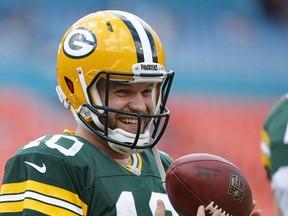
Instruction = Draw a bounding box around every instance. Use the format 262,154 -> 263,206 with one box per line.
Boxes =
120,11 -> 153,62
109,10 -> 155,63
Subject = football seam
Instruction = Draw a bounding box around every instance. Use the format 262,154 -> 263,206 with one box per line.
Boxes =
170,169 -> 207,206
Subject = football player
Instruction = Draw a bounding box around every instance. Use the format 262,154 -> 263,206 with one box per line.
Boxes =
0,10 -> 176,216
0,10 -> 261,216
261,94 -> 288,216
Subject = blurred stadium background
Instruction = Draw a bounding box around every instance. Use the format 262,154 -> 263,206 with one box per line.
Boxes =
1,0 -> 288,215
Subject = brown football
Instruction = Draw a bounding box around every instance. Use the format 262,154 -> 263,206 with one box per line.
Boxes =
165,153 -> 253,216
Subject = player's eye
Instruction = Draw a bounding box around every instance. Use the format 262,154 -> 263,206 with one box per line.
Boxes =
115,89 -> 130,96
142,89 -> 152,96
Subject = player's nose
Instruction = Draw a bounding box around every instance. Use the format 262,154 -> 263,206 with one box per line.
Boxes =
128,93 -> 147,113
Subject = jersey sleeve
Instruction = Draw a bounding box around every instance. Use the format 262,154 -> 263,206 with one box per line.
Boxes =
260,128 -> 272,180
261,94 -> 288,180
159,150 -> 173,171
0,135 -> 88,216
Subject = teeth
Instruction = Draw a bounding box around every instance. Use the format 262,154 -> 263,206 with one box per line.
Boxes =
121,118 -> 138,124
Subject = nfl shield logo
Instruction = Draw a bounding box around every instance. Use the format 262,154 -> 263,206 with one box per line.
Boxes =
227,172 -> 244,202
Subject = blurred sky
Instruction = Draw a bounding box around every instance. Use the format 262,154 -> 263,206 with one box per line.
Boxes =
1,0 -> 288,103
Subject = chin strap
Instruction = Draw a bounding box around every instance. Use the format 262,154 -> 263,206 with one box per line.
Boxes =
152,146 -> 166,190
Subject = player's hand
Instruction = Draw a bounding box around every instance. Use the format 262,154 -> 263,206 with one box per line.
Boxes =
250,201 -> 262,216
154,200 -> 165,216
154,200 -> 222,216
154,200 -> 261,216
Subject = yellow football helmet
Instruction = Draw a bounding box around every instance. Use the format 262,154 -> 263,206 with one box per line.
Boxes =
56,10 -> 174,154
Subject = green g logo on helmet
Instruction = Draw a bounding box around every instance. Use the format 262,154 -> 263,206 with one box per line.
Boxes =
63,27 -> 97,59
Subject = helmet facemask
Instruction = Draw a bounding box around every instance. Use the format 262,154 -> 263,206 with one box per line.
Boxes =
76,63 -> 174,154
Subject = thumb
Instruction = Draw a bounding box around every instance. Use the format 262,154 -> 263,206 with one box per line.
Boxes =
155,199 -> 166,216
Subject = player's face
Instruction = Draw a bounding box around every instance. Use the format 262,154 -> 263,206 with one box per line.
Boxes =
97,79 -> 155,134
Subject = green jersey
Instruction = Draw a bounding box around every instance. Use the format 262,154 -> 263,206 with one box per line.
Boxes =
0,132 -> 178,216
261,94 -> 288,179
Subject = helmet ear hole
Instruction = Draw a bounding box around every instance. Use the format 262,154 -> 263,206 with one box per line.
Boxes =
65,76 -> 74,93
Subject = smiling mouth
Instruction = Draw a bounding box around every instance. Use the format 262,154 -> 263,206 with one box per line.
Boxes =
118,117 -> 150,133
119,117 -> 138,125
